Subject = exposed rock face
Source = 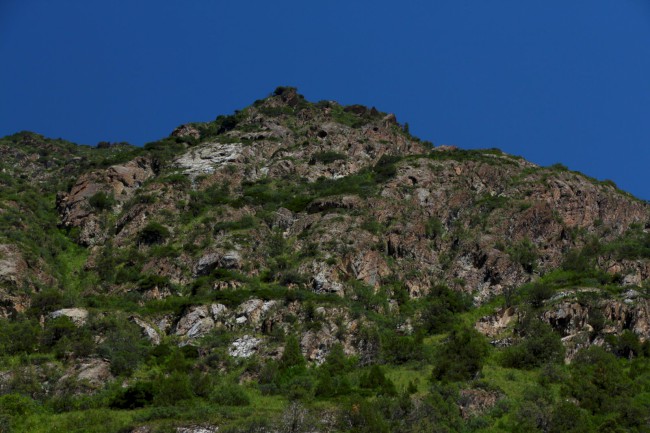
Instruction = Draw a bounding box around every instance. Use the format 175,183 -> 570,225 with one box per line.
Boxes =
309,262 -> 344,295
229,335 -> 262,358
174,306 -> 216,340
49,308 -> 89,326
176,426 -> 219,433
475,307 -> 516,338
57,157 -> 155,245
0,244 -> 24,287
194,250 -> 242,276
131,316 -> 162,345
171,124 -> 201,140
348,250 -> 390,288
476,291 -> 650,361
459,388 -> 502,419
56,358 -> 113,394
0,244 -> 32,316
174,142 -> 245,177
43,89 -> 649,311
235,299 -> 278,328
301,328 -> 337,364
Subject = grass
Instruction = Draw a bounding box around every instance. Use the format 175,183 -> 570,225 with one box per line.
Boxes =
385,364 -> 432,394
479,364 -> 539,400
15,409 -> 138,433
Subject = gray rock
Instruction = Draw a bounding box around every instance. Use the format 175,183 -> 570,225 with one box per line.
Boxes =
194,251 -> 242,276
131,316 -> 161,345
210,303 -> 228,320
56,358 -> 113,393
174,142 -> 243,177
174,306 -> 215,339
220,251 -> 242,269
195,253 -> 220,276
236,299 -> 277,327
312,264 -> 344,294
49,308 -> 89,326
176,427 -> 219,433
229,335 -> 261,358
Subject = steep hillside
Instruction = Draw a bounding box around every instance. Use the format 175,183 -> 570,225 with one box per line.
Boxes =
1,88 -> 649,432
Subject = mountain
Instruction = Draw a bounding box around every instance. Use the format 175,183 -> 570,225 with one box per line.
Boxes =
0,87 -> 649,432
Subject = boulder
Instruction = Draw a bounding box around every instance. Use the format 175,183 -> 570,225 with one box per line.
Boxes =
174,306 -> 215,339
49,308 -> 89,326
229,335 -> 262,358
235,299 -> 277,328
194,250 -> 242,276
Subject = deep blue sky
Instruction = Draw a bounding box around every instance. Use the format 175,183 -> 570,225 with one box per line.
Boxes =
2,1 -> 649,199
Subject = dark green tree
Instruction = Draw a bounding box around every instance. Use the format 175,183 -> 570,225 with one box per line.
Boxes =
432,325 -> 489,382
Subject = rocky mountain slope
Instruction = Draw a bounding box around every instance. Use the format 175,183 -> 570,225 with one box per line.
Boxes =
1,87 -> 649,432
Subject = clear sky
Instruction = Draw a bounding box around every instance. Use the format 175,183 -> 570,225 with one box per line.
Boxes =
1,1 -> 649,199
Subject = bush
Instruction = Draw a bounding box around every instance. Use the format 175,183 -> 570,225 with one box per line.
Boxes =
210,383 -> 251,406
501,318 -> 564,369
360,365 -> 397,396
420,284 -> 472,334
337,399 -> 389,433
607,330 -> 642,359
280,335 -> 306,372
381,331 -> 425,364
88,191 -> 115,211
137,222 -> 170,245
432,325 -> 490,382
0,317 -> 41,355
425,217 -> 444,239
110,381 -> 155,409
565,346 -> 636,415
96,317 -> 149,376
523,283 -> 554,309
153,372 -> 194,406
508,238 -> 538,274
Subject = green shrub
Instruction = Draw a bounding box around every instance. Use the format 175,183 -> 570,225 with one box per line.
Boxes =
210,383 -> 251,406
381,331 -> 425,364
372,154 -> 401,183
330,105 -> 369,128
280,335 -> 306,372
337,399 -> 389,433
309,151 -> 347,165
501,318 -> 565,369
360,365 -> 397,396
607,330 -> 643,359
96,317 -> 148,376
425,216 -> 444,239
137,274 -> 171,291
153,372 -> 194,406
420,284 -> 472,334
508,238 -> 538,273
432,325 -> 490,382
189,183 -> 230,216
110,381 -> 155,409
565,346 -> 636,415
88,191 -> 115,210
137,222 -> 170,245
523,283 -> 554,309
315,344 -> 353,397
0,317 -> 41,355
213,215 -> 256,233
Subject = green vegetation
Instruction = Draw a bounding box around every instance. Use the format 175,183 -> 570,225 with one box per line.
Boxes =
309,151 -> 347,165
88,191 -> 115,211
137,222 -> 170,245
